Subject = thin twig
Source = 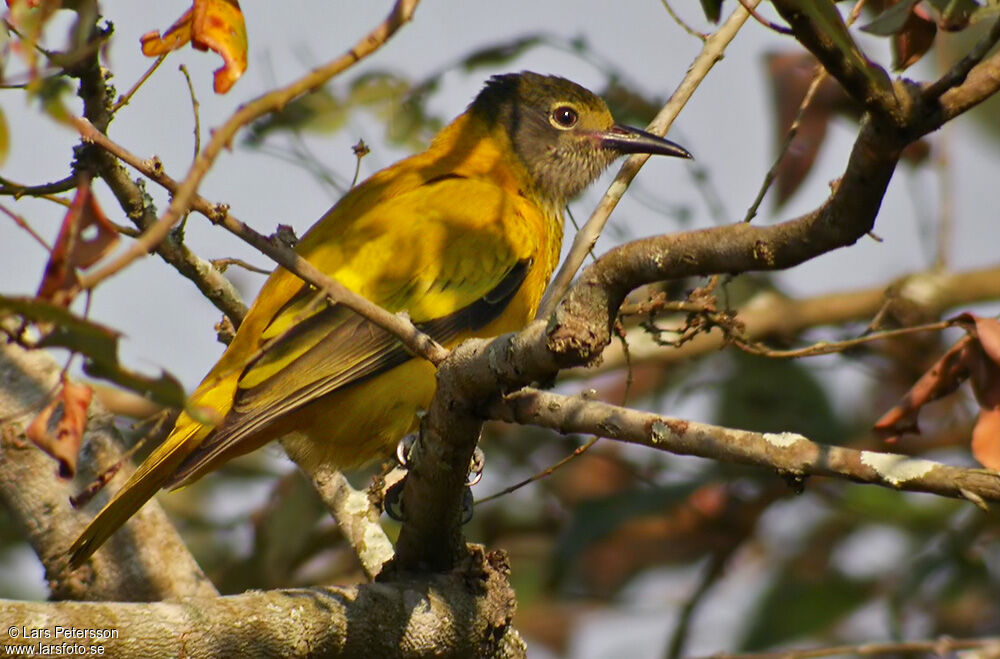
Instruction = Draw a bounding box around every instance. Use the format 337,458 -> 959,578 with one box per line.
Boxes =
743,0 -> 869,224
476,436 -> 599,506
178,64 -> 202,159
0,203 -> 53,252
743,66 -> 827,223
112,54 -> 167,112
76,0 -> 420,293
0,174 -> 77,197
732,319 -> 954,359
736,0 -> 793,34
924,16 -> 1000,100
537,0 -> 760,319
350,139 -> 369,189
210,257 -> 270,275
659,0 -> 708,40
665,551 -> 730,659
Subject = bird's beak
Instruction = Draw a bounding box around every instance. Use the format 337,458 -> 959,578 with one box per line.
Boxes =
597,124 -> 692,159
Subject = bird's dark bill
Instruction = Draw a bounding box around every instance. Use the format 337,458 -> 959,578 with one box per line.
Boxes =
598,124 -> 692,159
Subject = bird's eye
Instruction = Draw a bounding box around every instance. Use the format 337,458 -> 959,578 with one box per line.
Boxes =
551,106 -> 578,129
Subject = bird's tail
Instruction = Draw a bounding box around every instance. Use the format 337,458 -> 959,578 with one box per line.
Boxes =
67,417 -> 209,568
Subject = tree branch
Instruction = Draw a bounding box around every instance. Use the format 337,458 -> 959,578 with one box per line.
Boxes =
490,388 -> 1000,505
924,16 -> 1000,100
1,547 -> 524,658
770,1 -> 899,120
294,460 -> 395,580
390,45 -> 1000,569
69,26 -> 248,328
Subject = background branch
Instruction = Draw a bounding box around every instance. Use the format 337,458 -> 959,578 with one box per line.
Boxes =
490,388 -> 1000,504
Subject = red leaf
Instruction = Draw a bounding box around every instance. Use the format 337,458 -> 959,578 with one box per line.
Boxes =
892,8 -> 937,70
36,178 -> 119,305
954,313 -> 1000,366
766,52 -> 853,206
25,378 -> 93,478
873,335 -> 977,441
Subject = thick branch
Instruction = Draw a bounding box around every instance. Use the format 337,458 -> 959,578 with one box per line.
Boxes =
1,548 -> 524,659
392,114 -> 899,563
0,341 -> 216,602
490,389 -> 1000,504
392,38 -> 1000,569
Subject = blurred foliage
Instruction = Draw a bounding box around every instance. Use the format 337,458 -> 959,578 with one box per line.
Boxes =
0,295 -> 187,408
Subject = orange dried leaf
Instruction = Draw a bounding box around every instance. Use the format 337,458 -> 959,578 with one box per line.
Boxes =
140,0 -> 247,94
140,8 -> 194,56
971,407 -> 1000,471
873,335 -> 977,441
25,379 -> 93,478
36,178 -> 119,305
192,0 -> 247,94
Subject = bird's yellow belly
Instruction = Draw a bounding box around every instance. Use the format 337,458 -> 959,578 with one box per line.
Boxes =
277,281 -> 540,471
278,356 -> 438,470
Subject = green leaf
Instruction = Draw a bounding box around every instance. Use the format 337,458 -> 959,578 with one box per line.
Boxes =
0,295 -> 187,408
459,35 -> 546,71
860,0 -> 923,35
783,0 -> 891,91
715,351 -> 844,446
244,90 -> 347,144
741,570 -> 874,650
700,0 -> 724,23
550,482 -> 701,584
0,108 -> 8,168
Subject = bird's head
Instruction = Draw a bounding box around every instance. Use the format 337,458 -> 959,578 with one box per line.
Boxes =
469,71 -> 692,208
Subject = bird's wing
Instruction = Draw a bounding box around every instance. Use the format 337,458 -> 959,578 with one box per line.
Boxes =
166,176 -> 537,486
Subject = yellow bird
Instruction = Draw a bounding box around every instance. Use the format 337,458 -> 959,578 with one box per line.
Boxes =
69,71 -> 690,567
